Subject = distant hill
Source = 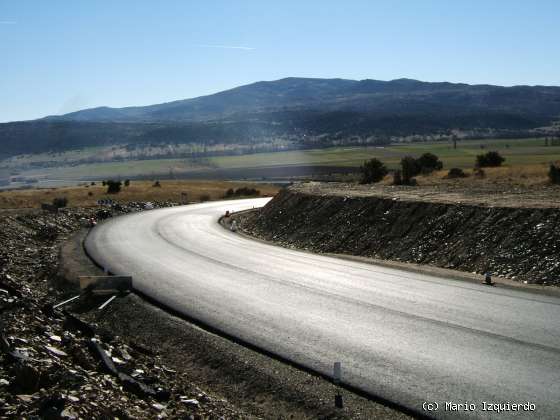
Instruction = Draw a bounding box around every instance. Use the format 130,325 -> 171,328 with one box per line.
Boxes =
43,77 -> 560,124
1,77 -> 560,158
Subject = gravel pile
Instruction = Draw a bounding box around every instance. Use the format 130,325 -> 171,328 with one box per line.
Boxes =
0,204 -> 247,419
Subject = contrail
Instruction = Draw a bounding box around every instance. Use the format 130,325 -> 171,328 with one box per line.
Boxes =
197,44 -> 255,51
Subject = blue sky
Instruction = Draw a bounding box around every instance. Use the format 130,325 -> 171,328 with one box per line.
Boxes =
1,0 -> 559,122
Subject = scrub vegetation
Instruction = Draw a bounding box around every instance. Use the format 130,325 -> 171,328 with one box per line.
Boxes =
0,180 -> 280,209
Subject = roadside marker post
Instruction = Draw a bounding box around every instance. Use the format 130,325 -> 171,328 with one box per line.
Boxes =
333,362 -> 343,408
333,362 -> 341,383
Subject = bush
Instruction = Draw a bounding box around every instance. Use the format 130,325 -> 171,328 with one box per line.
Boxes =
392,170 -> 402,185
88,191 -> 93,196
238,187 -> 260,196
106,180 -> 122,194
401,156 -> 420,185
101,180 -> 107,186
446,168 -> 468,179
476,151 -> 505,167
224,187 -> 260,197
549,164 -> 560,184
152,180 -> 161,188
52,197 -> 68,208
417,153 -> 443,174
359,158 -> 388,184
199,194 -> 211,202
124,179 -> 130,187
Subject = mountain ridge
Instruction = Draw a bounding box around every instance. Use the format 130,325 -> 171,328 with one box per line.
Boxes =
1,77 -> 559,159
42,77 -> 560,124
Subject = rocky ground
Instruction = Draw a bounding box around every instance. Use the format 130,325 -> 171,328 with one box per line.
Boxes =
237,183 -> 560,286
0,202 -> 250,419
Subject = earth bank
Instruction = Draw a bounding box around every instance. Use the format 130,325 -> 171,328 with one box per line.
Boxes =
237,183 -> 560,286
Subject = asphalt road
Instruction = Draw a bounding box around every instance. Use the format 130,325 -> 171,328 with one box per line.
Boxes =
85,198 -> 560,419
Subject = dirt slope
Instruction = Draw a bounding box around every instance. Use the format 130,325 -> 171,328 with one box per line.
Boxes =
239,183 -> 560,285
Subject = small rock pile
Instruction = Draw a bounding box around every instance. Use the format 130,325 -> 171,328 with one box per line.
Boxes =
0,205 -> 246,419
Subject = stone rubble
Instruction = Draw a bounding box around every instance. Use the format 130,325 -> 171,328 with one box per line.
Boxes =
0,202 -> 248,419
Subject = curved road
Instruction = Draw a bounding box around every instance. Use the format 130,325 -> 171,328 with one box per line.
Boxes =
85,198 -> 560,419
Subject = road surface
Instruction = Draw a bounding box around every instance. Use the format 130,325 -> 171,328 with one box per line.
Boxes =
85,198 -> 560,419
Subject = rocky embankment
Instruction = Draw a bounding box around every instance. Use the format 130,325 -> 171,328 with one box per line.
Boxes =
0,203 -> 246,419
238,183 -> 560,285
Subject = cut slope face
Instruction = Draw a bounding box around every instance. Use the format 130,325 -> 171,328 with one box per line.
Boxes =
240,185 -> 560,285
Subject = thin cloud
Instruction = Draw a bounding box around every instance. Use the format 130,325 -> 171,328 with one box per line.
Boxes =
0,20 -> 16,25
197,44 -> 255,51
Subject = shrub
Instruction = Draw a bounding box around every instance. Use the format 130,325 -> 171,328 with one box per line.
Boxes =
417,153 -> 443,174
224,187 -> 260,197
401,156 -> 420,185
101,180 -> 107,186
52,197 -> 68,208
88,191 -> 93,196
476,151 -> 505,167
199,194 -> 211,202
359,158 -> 388,184
91,182 -> 96,186
152,180 -> 161,188
124,179 -> 130,187
106,180 -> 122,194
549,164 -> 560,184
446,168 -> 468,179
237,187 -> 260,196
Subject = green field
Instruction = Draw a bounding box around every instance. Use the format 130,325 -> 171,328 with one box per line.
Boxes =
209,138 -> 560,169
18,158 -> 210,180
5,138 -> 560,182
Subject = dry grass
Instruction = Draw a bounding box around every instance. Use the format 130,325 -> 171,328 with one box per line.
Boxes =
378,163 -> 553,187
425,163 -> 551,187
0,180 -> 280,209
